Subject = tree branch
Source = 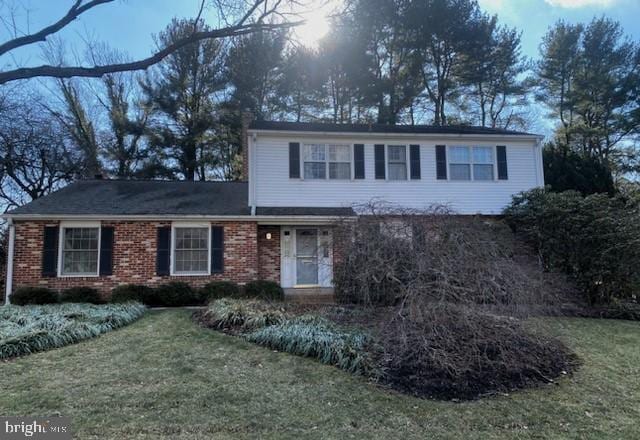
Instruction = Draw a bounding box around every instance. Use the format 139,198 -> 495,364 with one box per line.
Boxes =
0,0 -> 115,57
0,21 -> 301,84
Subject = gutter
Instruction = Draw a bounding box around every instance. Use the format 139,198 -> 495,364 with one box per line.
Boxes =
0,214 -> 351,224
4,219 -> 15,305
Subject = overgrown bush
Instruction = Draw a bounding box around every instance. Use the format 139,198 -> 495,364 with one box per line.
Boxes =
110,284 -> 153,304
246,315 -> 375,375
379,303 -> 576,399
199,298 -> 286,331
10,287 -> 59,305
504,189 -> 640,305
150,282 -> 200,307
60,287 -> 103,304
333,203 -> 569,313
244,280 -> 284,301
0,302 -> 146,359
200,281 -> 241,302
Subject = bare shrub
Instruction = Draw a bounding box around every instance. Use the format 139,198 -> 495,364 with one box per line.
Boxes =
334,202 -> 574,316
379,303 -> 577,399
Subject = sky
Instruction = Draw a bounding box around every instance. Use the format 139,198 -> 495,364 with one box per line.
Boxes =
1,0 -> 639,68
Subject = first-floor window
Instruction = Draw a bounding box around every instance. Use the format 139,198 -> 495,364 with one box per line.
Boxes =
173,227 -> 209,274
61,227 -> 99,275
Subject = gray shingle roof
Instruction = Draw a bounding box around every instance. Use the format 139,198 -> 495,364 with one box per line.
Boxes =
249,120 -> 537,136
7,180 -> 251,216
6,180 -> 356,218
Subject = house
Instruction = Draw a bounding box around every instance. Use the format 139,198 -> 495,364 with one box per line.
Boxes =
2,120 -> 544,301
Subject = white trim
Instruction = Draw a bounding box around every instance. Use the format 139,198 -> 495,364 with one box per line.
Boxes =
170,222 -> 211,276
249,128 -> 543,143
4,220 -> 15,304
58,221 -> 101,278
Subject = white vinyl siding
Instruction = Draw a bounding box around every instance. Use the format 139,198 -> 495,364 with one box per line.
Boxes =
252,135 -> 542,215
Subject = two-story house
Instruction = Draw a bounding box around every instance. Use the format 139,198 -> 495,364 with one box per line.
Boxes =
2,120 -> 544,300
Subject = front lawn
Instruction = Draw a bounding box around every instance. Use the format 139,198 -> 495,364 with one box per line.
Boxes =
0,310 -> 638,439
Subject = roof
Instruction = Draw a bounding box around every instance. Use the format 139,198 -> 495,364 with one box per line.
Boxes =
249,120 -> 537,137
5,179 -> 356,218
7,180 -> 251,217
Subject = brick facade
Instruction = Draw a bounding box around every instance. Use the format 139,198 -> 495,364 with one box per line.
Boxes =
11,220 -> 260,296
257,225 -> 280,282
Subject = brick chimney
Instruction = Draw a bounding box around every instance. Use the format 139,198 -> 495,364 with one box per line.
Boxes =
241,111 -> 254,181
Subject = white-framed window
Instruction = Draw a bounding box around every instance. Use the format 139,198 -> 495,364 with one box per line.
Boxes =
449,146 -> 495,181
387,145 -> 408,180
303,143 -> 351,180
171,224 -> 210,275
59,223 -> 100,276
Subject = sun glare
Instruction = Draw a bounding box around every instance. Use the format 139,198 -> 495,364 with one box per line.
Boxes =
295,11 -> 331,47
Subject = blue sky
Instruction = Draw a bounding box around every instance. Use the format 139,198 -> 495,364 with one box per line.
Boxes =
1,0 -> 638,68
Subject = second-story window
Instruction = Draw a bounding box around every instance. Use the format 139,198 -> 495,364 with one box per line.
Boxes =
387,145 -> 408,180
303,144 -> 351,180
449,146 -> 495,181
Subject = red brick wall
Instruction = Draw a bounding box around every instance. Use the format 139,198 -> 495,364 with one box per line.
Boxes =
257,225 -> 280,282
10,220 -> 260,296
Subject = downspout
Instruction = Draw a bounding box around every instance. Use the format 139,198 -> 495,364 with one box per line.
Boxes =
250,132 -> 257,216
4,218 -> 15,305
535,136 -> 545,187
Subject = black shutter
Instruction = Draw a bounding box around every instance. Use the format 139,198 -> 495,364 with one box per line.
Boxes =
410,144 -> 421,179
497,145 -> 508,180
436,145 -> 447,180
99,226 -> 114,276
374,144 -> 385,179
289,142 -> 300,178
354,144 -> 365,179
156,226 -> 171,276
211,226 -> 224,273
42,226 -> 58,277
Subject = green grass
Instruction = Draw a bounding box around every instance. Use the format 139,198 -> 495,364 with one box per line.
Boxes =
0,310 -> 638,439
0,303 -> 146,359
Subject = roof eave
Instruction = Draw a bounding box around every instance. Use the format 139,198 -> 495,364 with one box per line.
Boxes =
248,128 -> 543,141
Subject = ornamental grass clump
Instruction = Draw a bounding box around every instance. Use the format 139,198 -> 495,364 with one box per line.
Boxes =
0,302 -> 146,360
201,298 -> 287,331
246,316 -> 376,375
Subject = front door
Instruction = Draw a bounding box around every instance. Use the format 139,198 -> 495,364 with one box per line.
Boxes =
296,229 -> 318,285
280,226 -> 333,288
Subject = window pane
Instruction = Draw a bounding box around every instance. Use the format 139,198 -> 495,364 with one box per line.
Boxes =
450,164 -> 471,180
174,227 -> 209,274
62,227 -> 99,275
388,145 -> 406,162
389,163 -> 408,180
474,164 -> 494,180
473,146 -> 493,164
329,162 -> 351,179
328,145 -> 350,162
449,146 -> 470,163
303,144 -> 325,161
304,162 -> 326,179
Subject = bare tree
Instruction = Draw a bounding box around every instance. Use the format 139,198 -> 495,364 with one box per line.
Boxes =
0,0 -> 303,84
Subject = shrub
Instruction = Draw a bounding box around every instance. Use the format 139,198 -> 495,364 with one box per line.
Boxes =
333,203 -> 568,312
10,287 -> 58,306
60,287 -> 103,304
504,189 -> 640,305
110,284 -> 153,304
150,282 -> 200,307
200,281 -> 241,302
379,303 -> 577,399
244,280 -> 284,301
246,315 -> 375,375
0,303 -> 146,360
199,298 -> 286,331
